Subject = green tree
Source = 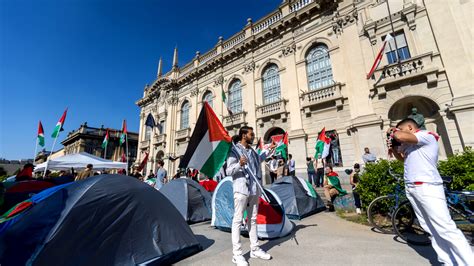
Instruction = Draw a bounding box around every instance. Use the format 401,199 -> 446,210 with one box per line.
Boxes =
438,147 -> 473,191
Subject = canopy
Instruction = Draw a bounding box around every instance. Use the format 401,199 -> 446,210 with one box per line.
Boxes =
34,152 -> 127,172
0,174 -> 202,265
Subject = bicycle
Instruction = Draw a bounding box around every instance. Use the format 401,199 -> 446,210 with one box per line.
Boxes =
367,168 -> 405,234
392,177 -> 474,245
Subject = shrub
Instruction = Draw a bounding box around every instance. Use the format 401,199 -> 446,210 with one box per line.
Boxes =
357,160 -> 404,208
438,147 -> 473,191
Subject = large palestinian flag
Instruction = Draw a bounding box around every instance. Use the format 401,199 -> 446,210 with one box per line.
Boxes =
314,127 -> 330,158
179,102 -> 232,178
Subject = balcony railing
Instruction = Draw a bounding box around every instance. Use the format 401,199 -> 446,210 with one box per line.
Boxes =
175,128 -> 191,141
256,99 -> 288,121
223,111 -> 247,128
153,133 -> 166,145
300,83 -> 344,113
372,52 -> 440,92
290,0 -> 314,12
252,11 -> 282,35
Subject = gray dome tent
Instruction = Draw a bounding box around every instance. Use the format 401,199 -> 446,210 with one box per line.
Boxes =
160,178 -> 212,224
270,176 -> 326,220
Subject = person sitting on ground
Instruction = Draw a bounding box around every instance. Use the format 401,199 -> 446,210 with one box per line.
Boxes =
323,165 -> 347,211
146,170 -> 155,180
75,164 -> 94,181
350,163 -> 362,214
15,163 -> 34,182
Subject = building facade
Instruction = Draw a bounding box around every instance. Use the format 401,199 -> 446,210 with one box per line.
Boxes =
62,123 -> 138,167
136,0 -> 473,180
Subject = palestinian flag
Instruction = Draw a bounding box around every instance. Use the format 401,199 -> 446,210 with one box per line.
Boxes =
37,121 -> 45,147
256,137 -> 264,155
101,129 -> 109,149
179,102 -> 232,178
274,132 -> 288,160
120,120 -> 127,146
315,127 -> 331,158
296,176 -> 317,198
366,33 -> 393,79
221,88 -> 233,115
51,108 -> 68,138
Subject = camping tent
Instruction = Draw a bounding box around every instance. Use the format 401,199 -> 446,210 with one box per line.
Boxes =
0,174 -> 202,265
211,177 -> 293,239
34,152 -> 127,172
2,180 -> 56,213
160,178 -> 212,224
271,176 -> 326,220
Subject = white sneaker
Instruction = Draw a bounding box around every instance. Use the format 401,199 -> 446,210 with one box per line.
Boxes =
250,248 -> 272,260
232,255 -> 248,266
356,208 -> 361,214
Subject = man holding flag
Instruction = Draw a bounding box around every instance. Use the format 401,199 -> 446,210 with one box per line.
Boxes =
226,126 -> 275,266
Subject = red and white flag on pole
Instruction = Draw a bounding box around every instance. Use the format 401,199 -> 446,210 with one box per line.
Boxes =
366,33 -> 393,79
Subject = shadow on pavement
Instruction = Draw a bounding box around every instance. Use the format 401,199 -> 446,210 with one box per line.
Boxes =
391,236 -> 440,265
258,223 -> 318,252
195,234 -> 215,251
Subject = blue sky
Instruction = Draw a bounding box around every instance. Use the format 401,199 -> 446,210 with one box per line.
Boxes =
0,0 -> 278,159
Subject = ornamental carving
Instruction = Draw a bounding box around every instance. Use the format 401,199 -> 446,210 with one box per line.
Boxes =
243,61 -> 256,73
190,86 -> 200,97
167,96 -> 179,106
332,9 -> 358,35
281,44 -> 296,57
213,75 -> 224,87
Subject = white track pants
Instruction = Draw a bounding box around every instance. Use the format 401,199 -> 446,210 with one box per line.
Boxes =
232,193 -> 259,256
406,183 -> 473,265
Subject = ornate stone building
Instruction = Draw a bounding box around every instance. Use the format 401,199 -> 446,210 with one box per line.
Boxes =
136,0 -> 473,180
62,123 -> 138,167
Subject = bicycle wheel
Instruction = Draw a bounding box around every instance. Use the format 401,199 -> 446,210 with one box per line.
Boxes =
392,200 -> 431,245
367,195 -> 396,234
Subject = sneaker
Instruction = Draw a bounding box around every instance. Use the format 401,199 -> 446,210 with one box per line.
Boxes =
232,255 -> 248,266
356,208 -> 361,215
250,248 -> 272,260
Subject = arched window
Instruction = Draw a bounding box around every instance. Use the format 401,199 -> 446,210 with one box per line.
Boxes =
228,79 -> 242,113
203,91 -> 213,108
306,44 -> 333,90
180,101 -> 190,129
262,64 -> 281,105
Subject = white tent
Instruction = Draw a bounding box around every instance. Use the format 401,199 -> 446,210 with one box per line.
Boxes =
34,152 -> 127,172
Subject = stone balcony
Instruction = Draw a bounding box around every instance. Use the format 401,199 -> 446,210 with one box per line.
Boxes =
256,99 -> 288,124
175,128 -> 191,141
371,52 -> 441,97
300,83 -> 344,114
140,140 -> 150,150
153,133 -> 166,145
223,111 -> 247,128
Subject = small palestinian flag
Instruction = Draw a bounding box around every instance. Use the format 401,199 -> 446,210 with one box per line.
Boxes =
120,120 -> 127,146
274,132 -> 289,160
179,102 -> 232,178
256,137 -> 264,155
37,121 -> 45,147
102,129 -> 109,149
315,127 -> 330,158
51,108 -> 68,138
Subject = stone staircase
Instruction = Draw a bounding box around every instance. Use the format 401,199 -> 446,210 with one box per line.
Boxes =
313,168 -> 356,210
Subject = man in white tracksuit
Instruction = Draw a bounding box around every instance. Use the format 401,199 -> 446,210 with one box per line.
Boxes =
389,118 -> 473,265
227,126 -> 275,266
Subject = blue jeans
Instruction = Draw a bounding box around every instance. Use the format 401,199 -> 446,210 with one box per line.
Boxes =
307,171 -> 316,185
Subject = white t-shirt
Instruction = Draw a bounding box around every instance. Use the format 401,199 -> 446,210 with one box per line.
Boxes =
400,131 -> 442,184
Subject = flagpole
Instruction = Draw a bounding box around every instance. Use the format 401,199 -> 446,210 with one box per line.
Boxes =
385,0 -> 401,65
33,138 -> 38,166
44,134 -> 59,177
125,134 -> 129,175
104,142 -> 107,159
231,142 -> 270,202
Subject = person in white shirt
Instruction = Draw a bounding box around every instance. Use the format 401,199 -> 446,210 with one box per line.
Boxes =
226,126 -> 275,266
388,118 -> 473,265
287,154 -> 296,176
267,156 -> 278,183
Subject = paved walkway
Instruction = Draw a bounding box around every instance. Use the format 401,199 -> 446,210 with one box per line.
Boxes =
178,212 -> 443,265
